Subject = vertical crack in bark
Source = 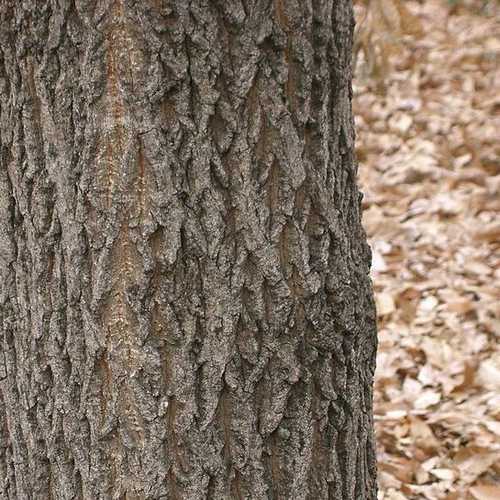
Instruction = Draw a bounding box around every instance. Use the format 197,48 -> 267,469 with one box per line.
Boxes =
285,42 -> 294,105
136,137 -> 148,221
266,158 -> 280,232
101,1 -> 147,495
167,397 -> 180,500
110,219 -> 134,332
218,382 -> 242,499
274,0 -> 296,113
269,431 -> 280,499
103,0 -> 142,208
27,59 -> 42,147
104,5 -> 125,210
274,0 -> 289,31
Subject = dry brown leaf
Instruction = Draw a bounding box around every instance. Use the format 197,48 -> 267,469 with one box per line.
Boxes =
377,292 -> 396,316
380,457 -> 419,483
414,390 -> 441,410
446,299 -> 476,315
477,358 -> 500,391
469,485 -> 500,500
454,448 -> 500,484
430,468 -> 456,481
474,223 -> 500,243
483,420 -> 500,436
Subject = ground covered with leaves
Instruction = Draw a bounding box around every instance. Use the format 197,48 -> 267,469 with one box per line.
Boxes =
353,0 -> 500,498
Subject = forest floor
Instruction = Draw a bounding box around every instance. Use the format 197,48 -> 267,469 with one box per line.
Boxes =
353,0 -> 500,498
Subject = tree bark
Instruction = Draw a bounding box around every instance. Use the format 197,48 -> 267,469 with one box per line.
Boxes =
0,0 -> 377,498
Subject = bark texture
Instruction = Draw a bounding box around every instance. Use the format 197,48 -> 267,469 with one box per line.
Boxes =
0,0 -> 377,498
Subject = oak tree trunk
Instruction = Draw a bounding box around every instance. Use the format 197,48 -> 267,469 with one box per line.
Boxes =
0,0 -> 377,498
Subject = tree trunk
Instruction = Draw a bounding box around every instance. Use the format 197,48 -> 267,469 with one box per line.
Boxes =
0,1 -> 377,498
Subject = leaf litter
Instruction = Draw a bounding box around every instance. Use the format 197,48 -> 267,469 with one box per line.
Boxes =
353,0 -> 500,498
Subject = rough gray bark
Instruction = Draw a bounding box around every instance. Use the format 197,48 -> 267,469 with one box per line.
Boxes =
0,0 -> 377,499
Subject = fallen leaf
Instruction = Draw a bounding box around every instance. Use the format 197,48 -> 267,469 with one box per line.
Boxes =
430,468 -> 456,481
470,485 -> 500,500
414,390 -> 441,410
377,292 -> 396,316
